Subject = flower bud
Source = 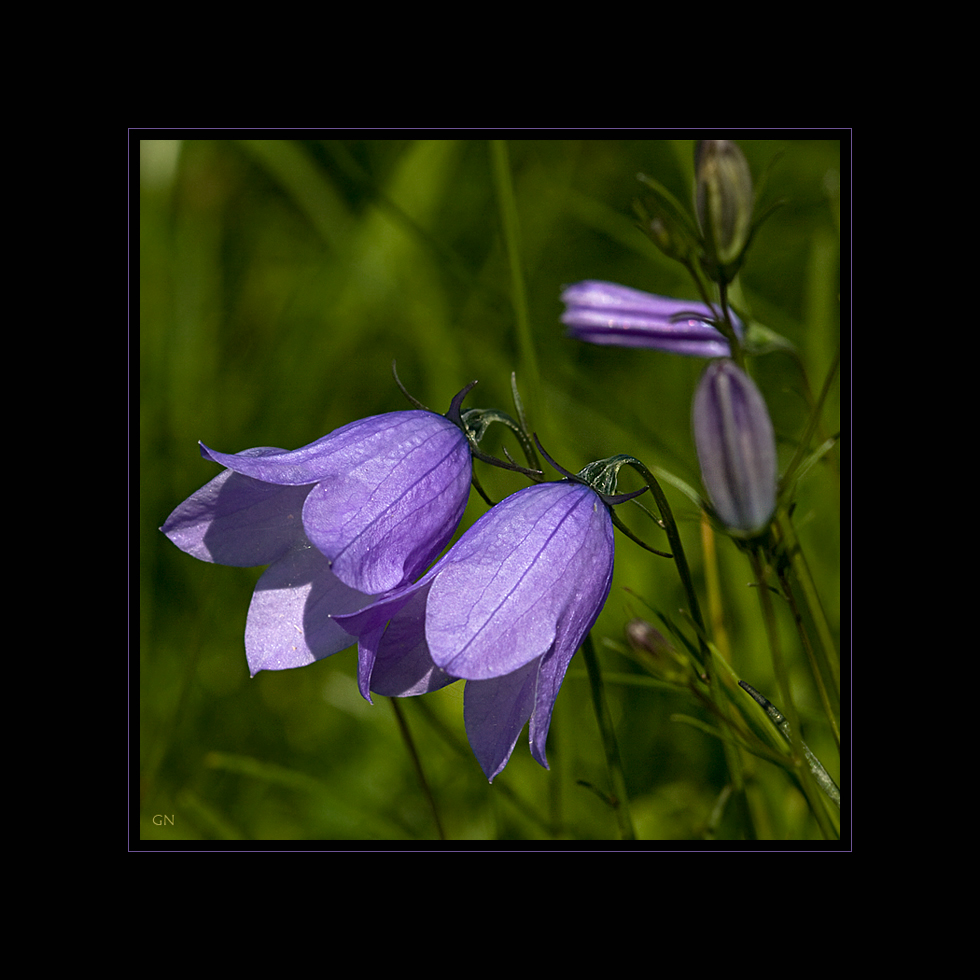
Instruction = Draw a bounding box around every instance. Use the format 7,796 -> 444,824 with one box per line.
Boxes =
695,140 -> 754,281
633,195 -> 697,265
624,619 -> 689,684
561,280 -> 741,358
693,359 -> 776,537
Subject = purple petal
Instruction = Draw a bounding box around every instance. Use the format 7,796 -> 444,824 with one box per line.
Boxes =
245,542 -> 373,676
425,482 -> 615,680
199,412 -> 471,594
160,450 -> 312,566
528,642 -> 575,770
463,662 -> 539,782
693,359 -> 777,536
331,581 -> 431,701
560,280 -> 739,358
300,413 -> 472,594
368,583 -> 456,698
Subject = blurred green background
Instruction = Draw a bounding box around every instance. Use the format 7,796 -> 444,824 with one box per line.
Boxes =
138,136 -> 842,843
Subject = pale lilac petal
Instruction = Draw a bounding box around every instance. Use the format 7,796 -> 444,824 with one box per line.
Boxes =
245,543 -> 373,676
463,662 -> 538,782
160,450 -> 311,566
425,482 -> 614,680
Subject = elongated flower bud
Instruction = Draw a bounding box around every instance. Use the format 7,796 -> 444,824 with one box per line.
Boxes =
693,359 -> 776,537
561,280 -> 740,358
695,140 -> 754,281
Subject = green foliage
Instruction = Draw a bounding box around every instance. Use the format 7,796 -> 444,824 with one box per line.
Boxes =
139,137 -> 843,844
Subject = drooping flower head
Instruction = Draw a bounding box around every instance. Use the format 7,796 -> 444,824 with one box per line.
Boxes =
160,387 -> 475,676
336,477 -> 620,781
560,280 -> 741,358
692,359 -> 776,537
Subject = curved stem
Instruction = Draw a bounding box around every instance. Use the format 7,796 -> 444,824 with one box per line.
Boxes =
626,459 -> 709,669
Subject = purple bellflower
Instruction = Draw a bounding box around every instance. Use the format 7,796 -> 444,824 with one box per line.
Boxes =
692,359 -> 777,537
560,280 -> 741,358
335,480 -> 616,781
160,394 -> 474,677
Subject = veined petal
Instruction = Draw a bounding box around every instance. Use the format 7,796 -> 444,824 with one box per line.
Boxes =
199,411 -> 461,487
301,413 -> 472,593
245,542 -> 373,676
464,662 -> 539,782
425,482 -> 615,681
160,450 -> 312,567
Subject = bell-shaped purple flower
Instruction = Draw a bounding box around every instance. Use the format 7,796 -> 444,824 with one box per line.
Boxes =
335,480 -> 615,781
692,359 -> 776,537
160,403 -> 473,676
560,280 -> 741,357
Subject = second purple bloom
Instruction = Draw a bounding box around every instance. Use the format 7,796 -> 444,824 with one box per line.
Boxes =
336,480 -> 616,781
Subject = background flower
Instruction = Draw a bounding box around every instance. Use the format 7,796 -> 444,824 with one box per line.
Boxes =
561,280 -> 740,357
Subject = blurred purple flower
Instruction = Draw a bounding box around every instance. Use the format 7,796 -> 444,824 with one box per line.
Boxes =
693,359 -> 776,536
160,404 -> 473,676
336,480 -> 615,781
560,280 -> 740,357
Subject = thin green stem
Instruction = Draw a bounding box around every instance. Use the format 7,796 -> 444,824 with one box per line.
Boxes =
748,548 -> 837,839
581,633 -> 636,841
776,555 -> 840,748
626,459 -> 708,668
489,140 -> 541,415
717,280 -> 746,369
390,698 -> 447,841
773,510 -> 840,708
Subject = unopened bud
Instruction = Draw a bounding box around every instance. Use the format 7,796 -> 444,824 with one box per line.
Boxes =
695,140 -> 754,280
692,359 -> 776,537
624,619 -> 688,683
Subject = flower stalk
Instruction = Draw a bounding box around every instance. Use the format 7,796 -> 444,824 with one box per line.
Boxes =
582,633 -> 636,841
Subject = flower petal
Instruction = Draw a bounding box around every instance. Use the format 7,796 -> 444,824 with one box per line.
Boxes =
331,581 -> 431,701
463,662 -> 539,782
160,451 -> 312,566
368,584 -> 456,698
245,542 -> 372,676
425,482 -> 615,680
300,413 -> 472,593
528,642 -> 576,771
